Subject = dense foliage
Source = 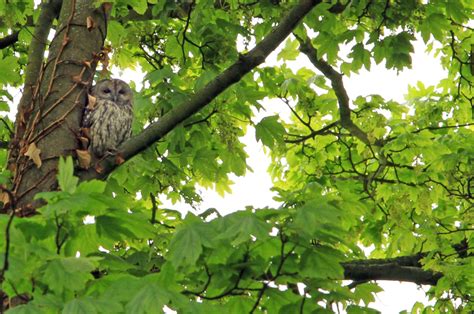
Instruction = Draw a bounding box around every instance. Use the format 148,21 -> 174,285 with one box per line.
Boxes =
0,0 -> 473,312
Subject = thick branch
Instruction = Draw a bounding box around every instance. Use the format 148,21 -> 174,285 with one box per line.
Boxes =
342,254 -> 442,286
80,0 -> 324,180
298,37 -> 371,145
0,32 -> 19,49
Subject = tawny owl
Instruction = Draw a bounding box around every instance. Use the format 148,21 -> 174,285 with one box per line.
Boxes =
82,79 -> 133,156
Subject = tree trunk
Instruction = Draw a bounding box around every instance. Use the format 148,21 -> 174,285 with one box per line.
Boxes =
9,0 -> 106,213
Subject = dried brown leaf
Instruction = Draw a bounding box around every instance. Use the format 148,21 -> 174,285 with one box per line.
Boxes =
62,35 -> 70,46
72,74 -> 83,83
86,16 -> 95,31
0,192 -> 10,206
24,142 -> 42,168
87,94 -> 97,109
102,2 -> 113,13
115,154 -> 125,165
78,136 -> 89,149
76,149 -> 91,169
95,163 -> 104,174
81,127 -> 91,139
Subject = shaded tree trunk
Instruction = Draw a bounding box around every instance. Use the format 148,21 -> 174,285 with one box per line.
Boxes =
9,0 -> 106,213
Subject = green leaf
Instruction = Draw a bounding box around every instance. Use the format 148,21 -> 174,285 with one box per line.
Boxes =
346,305 -> 380,314
278,38 -> 299,61
57,156 -> 78,193
300,246 -> 345,279
146,65 -> 173,84
420,13 -> 450,43
167,217 -> 204,267
293,197 -> 343,235
0,56 -> 20,84
255,115 -> 286,148
354,283 -> 384,306
128,0 -> 148,15
41,257 -> 98,294
62,298 -> 97,314
217,211 -> 271,245
125,283 -> 170,314
76,180 -> 106,194
6,303 -> 46,314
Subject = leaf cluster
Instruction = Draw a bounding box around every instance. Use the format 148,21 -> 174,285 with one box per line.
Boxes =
0,0 -> 473,312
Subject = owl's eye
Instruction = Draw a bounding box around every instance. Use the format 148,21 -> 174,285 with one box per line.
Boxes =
103,88 -> 111,93
118,89 -> 126,95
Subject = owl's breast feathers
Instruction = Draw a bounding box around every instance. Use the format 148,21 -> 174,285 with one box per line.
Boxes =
87,99 -> 133,156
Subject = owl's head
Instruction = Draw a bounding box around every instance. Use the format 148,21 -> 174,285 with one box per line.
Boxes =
92,79 -> 133,107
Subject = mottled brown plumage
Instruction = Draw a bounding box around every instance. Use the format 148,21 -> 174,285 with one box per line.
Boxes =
82,79 -> 133,156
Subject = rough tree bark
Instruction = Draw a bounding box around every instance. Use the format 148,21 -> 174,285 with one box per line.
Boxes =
9,0 -> 106,213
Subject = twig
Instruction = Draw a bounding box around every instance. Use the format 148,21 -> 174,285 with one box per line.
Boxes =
0,188 -> 16,282
0,118 -> 13,137
297,35 -> 371,145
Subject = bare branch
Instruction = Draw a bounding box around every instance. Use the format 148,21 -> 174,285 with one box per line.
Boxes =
297,36 -> 371,145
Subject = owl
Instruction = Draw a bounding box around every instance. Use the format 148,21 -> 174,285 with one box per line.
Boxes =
82,79 -> 134,157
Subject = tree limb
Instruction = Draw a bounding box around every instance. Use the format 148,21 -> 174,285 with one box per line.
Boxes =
343,254 -> 443,286
342,254 -> 443,286
297,37 -> 371,145
0,32 -> 19,49
80,0 -> 325,180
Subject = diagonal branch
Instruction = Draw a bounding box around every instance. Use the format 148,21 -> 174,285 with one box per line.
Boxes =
80,0 -> 328,180
297,37 -> 371,145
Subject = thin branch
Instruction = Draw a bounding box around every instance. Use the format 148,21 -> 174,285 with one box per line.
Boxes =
0,117 -> 14,137
149,193 -> 158,224
297,36 -> 371,145
179,0 -> 195,64
54,214 -> 68,254
0,188 -> 16,283
285,121 -> 339,143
